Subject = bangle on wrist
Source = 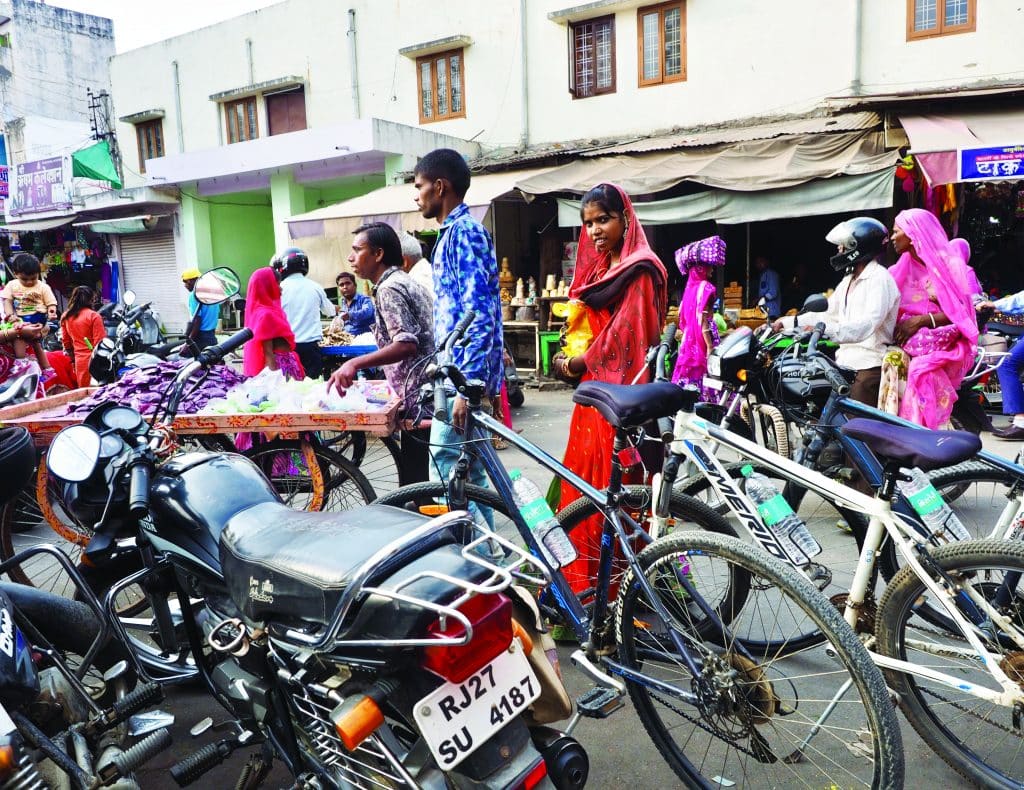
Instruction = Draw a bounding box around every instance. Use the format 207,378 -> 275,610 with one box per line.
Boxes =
929,313 -> 936,328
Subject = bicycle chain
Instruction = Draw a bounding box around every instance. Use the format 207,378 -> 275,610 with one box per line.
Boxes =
646,688 -> 764,761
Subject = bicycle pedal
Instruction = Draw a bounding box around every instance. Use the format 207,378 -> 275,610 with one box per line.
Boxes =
575,686 -> 625,719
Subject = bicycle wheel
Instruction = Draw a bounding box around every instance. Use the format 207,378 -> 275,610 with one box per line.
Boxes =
556,485 -> 740,612
875,539 -> 1024,788
372,481 -> 517,538
319,431 -> 402,497
927,460 -> 1018,534
243,439 -> 375,511
616,530 -> 903,788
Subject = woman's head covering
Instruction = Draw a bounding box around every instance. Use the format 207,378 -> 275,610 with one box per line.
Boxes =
242,267 -> 296,377
891,208 -> 978,345
570,183 -> 667,308
950,237 -> 971,264
675,236 -> 726,276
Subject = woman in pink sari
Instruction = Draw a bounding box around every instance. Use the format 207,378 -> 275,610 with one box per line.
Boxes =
890,209 -> 978,429
671,236 -> 726,389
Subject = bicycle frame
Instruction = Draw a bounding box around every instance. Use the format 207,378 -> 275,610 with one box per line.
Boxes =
668,407 -> 1024,707
437,398 -> 729,703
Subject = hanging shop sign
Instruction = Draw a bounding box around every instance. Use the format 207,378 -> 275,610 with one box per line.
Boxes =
7,155 -> 73,216
0,164 -> 8,214
959,144 -> 1024,182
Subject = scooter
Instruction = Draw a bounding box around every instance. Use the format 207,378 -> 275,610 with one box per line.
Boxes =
89,290 -> 179,384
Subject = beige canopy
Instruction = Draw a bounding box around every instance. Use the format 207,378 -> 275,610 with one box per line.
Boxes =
514,131 -> 897,196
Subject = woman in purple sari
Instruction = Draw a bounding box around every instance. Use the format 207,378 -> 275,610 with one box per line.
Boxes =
890,209 -> 978,429
671,236 -> 726,389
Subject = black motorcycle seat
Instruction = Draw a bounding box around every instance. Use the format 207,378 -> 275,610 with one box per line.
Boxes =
148,340 -> 181,358
0,427 -> 34,508
219,503 -> 453,626
573,381 -> 697,430
840,418 -> 981,471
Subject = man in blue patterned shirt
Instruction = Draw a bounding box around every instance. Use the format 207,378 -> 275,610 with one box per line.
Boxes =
414,149 -> 503,525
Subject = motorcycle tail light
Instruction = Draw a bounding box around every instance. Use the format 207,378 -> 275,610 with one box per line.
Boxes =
331,696 -> 385,752
515,756 -> 548,790
422,593 -> 512,683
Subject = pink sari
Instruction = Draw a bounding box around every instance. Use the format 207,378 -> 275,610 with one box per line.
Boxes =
671,265 -> 716,387
890,209 -> 978,429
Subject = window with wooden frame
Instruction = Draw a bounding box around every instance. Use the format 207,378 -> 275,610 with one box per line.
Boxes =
638,2 -> 686,86
224,96 -> 258,143
569,15 -> 615,99
907,0 -> 975,40
134,119 -> 164,174
416,48 -> 466,124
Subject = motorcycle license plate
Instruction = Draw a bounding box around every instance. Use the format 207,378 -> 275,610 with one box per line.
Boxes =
413,639 -> 540,770
703,375 -> 723,391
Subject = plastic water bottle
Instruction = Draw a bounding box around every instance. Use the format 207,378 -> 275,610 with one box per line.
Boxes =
898,467 -> 971,542
509,470 -> 578,568
741,465 -> 822,562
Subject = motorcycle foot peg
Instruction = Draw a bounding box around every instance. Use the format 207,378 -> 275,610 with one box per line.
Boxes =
170,739 -> 235,787
85,682 -> 164,738
575,686 -> 625,719
98,727 -> 172,783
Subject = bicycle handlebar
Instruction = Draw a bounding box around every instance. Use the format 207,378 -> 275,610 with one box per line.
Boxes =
431,311 -> 477,422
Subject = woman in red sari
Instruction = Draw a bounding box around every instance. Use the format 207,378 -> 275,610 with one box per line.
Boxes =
242,267 -> 304,380
553,183 -> 667,594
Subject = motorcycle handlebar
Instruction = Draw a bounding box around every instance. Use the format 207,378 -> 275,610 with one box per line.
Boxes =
823,365 -> 851,395
197,328 -> 253,366
128,461 -> 151,519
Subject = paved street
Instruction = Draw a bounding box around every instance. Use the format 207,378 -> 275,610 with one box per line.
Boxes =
130,382 -> 1002,787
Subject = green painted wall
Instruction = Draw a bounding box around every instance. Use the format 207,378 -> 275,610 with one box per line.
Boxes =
303,174 -> 385,213
208,193 -> 275,289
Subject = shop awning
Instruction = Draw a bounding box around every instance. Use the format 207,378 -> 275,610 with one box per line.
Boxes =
899,109 -> 1024,186
0,215 -> 77,232
555,168 -> 894,226
515,131 -> 897,196
285,166 -> 556,239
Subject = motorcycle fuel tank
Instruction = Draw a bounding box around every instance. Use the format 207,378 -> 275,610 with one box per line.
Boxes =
148,452 -> 280,576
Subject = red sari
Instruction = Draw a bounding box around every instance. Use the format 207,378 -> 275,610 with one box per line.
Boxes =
558,185 -> 667,593
242,268 -> 304,379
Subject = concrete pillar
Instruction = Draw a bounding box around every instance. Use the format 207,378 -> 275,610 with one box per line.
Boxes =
270,171 -> 307,251
179,189 -> 213,270
385,153 -> 418,186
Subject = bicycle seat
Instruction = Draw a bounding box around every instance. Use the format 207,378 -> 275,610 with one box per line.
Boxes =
573,381 -> 697,430
840,418 -> 981,471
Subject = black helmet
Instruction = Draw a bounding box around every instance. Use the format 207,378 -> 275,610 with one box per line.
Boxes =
270,247 -> 309,278
826,217 -> 887,271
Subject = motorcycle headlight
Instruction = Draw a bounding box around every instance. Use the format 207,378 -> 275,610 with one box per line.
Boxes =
707,355 -> 721,377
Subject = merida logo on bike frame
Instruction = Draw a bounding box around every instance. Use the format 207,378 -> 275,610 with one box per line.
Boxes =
689,443 -> 797,566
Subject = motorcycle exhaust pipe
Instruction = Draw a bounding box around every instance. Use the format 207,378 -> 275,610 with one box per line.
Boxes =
530,726 -> 589,790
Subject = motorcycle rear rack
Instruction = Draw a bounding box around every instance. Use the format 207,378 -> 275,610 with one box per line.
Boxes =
274,510 -> 550,652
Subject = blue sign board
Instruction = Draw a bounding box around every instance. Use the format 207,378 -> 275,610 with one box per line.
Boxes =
959,145 -> 1024,182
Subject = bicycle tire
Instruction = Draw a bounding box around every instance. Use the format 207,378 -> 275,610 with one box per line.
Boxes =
927,460 -> 1018,523
242,439 -> 375,511
319,431 -> 403,497
875,538 -> 1024,788
616,530 -> 904,788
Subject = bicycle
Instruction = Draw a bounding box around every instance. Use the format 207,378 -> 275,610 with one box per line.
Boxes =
374,315 -> 904,786
652,372 -> 1024,787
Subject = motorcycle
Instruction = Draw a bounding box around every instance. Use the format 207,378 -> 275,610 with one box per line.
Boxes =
90,291 -> 181,385
0,426 -> 171,788
46,269 -> 578,788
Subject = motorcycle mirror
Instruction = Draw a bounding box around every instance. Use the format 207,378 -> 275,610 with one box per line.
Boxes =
799,293 -> 829,314
46,424 -> 101,482
122,289 -> 137,307
194,267 -> 241,306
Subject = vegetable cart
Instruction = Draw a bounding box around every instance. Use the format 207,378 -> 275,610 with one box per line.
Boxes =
0,387 -> 402,598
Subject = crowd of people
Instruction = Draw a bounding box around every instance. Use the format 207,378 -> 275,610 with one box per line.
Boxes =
3,144 -> 1019,597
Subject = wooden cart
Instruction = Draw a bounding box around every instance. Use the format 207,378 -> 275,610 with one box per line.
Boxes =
0,389 -> 404,570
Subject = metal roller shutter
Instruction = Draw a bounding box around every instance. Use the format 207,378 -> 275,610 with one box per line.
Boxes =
118,231 -> 187,333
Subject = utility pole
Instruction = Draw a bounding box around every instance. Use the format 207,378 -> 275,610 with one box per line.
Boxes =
86,87 -> 123,184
